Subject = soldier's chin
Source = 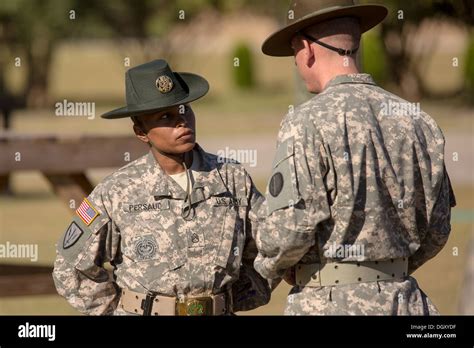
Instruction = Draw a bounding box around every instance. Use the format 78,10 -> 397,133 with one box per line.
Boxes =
174,141 -> 195,154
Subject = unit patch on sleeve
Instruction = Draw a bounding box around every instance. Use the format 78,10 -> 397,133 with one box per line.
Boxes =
63,221 -> 84,249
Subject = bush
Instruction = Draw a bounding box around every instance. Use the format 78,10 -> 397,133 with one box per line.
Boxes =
361,31 -> 388,85
231,42 -> 255,89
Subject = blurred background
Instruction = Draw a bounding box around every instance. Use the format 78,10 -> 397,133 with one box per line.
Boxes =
0,0 -> 473,315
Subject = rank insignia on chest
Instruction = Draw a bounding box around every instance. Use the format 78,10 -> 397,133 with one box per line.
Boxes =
76,198 -> 100,226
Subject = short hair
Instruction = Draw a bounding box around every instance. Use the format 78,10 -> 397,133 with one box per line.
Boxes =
131,116 -> 141,126
306,17 -> 361,52
131,116 -> 152,147
131,116 -> 147,133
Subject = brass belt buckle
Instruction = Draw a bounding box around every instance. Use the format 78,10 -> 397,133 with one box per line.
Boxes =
177,297 -> 213,316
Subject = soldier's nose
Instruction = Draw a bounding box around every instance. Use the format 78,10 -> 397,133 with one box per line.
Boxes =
176,114 -> 187,127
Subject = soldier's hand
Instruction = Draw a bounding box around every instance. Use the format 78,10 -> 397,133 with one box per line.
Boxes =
283,266 -> 296,286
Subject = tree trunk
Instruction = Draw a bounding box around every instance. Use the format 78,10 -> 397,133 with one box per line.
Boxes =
25,41 -> 53,108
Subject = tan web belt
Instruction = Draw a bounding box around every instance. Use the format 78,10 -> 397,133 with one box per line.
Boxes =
295,258 -> 408,287
120,288 -> 228,316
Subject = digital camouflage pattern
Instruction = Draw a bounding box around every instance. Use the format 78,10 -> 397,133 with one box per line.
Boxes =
284,276 -> 439,315
254,74 -> 456,315
53,144 -> 270,315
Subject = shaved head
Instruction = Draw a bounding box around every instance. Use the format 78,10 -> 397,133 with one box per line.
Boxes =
304,17 -> 361,56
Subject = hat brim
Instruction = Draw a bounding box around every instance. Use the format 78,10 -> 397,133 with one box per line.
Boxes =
101,72 -> 209,119
262,4 -> 388,57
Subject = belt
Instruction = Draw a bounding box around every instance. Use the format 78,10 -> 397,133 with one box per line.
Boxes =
295,258 -> 408,287
120,288 -> 228,316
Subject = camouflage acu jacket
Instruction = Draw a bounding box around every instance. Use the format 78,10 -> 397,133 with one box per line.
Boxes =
255,74 -> 456,280
53,144 -> 270,315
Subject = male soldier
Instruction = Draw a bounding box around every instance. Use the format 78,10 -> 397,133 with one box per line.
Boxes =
254,0 -> 456,315
53,59 -> 270,315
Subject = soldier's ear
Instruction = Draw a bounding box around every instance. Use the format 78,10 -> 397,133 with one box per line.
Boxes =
133,124 -> 149,144
302,38 -> 315,64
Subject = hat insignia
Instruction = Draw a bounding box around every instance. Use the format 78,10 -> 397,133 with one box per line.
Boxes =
156,75 -> 174,93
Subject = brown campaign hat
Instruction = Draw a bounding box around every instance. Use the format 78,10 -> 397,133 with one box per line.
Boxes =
262,0 -> 388,57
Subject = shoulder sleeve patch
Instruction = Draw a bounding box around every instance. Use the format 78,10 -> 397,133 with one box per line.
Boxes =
266,137 -> 301,214
57,216 -> 95,263
63,221 -> 84,249
269,172 -> 284,197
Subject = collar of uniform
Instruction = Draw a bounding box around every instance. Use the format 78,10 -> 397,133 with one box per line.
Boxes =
146,144 -> 229,201
191,144 -> 229,200
324,73 -> 376,90
145,150 -> 184,199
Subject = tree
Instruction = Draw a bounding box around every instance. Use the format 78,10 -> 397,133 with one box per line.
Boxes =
364,0 -> 474,99
0,0 -> 82,107
0,0 -> 217,108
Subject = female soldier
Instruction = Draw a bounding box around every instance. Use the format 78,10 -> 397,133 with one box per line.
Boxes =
53,59 -> 270,315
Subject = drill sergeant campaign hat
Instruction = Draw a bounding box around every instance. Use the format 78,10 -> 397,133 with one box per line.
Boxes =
101,59 -> 209,119
262,0 -> 388,57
